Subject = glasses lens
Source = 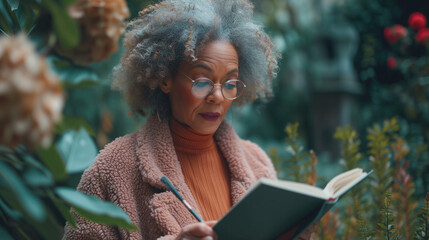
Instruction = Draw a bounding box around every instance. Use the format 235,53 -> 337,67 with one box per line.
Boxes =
192,79 -> 213,98
222,80 -> 245,99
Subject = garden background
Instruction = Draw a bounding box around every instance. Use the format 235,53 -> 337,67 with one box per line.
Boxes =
0,0 -> 428,239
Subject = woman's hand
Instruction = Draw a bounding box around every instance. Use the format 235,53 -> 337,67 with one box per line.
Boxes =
176,221 -> 217,240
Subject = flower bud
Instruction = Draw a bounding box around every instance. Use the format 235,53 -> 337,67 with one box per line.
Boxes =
384,25 -> 408,44
408,12 -> 427,30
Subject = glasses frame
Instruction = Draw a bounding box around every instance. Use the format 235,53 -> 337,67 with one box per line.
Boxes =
182,73 -> 246,100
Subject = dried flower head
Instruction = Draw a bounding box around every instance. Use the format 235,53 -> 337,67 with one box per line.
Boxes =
0,34 -> 64,148
56,0 -> 130,64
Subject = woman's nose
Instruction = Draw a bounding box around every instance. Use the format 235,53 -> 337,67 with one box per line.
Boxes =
206,84 -> 224,103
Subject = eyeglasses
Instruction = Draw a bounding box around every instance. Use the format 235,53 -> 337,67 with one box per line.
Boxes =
182,74 -> 246,100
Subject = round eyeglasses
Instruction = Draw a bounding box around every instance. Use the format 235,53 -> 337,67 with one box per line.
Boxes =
182,74 -> 246,100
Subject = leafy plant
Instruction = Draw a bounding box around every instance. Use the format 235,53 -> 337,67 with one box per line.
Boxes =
272,119 -> 429,239
415,193 -> 429,239
270,122 -> 315,184
0,0 -> 139,238
377,192 -> 400,240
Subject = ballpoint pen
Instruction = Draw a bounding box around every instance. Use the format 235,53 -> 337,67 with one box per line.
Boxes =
161,176 -> 204,222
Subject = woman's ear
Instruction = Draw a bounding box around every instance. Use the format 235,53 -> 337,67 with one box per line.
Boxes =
159,76 -> 172,94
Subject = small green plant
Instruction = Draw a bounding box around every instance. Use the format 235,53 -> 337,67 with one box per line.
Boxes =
415,193 -> 429,239
367,118 -> 399,215
272,118 -> 428,239
270,122 -> 315,184
378,192 -> 400,240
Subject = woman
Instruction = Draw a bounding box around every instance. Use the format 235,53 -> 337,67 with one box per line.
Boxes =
64,0 -> 312,239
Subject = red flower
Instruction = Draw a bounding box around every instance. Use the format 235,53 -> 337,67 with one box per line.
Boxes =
416,28 -> 429,44
387,56 -> 397,69
408,12 -> 427,30
384,25 -> 408,43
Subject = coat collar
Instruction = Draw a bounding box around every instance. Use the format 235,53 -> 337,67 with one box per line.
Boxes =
136,114 -> 260,207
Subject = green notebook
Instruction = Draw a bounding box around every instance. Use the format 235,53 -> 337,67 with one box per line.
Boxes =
213,168 -> 372,240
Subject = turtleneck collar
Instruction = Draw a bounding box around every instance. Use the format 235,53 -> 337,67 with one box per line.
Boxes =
169,117 -> 215,153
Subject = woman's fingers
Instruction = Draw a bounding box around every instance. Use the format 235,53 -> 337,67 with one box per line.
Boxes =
177,222 -> 217,240
204,221 -> 217,227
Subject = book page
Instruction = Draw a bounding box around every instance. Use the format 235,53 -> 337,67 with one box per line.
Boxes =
261,178 -> 329,200
323,168 -> 365,197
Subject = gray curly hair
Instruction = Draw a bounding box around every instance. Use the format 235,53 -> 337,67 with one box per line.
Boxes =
112,0 -> 279,118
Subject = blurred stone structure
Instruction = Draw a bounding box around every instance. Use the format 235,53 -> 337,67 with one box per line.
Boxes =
307,12 -> 361,159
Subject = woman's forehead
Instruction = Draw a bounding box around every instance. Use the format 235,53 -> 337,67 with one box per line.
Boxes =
181,41 -> 239,71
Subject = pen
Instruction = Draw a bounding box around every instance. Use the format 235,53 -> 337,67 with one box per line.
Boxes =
161,176 -> 204,222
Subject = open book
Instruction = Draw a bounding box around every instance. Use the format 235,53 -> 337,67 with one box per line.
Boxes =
213,168 -> 372,240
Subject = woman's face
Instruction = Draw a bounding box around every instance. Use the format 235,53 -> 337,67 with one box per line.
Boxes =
162,40 -> 238,134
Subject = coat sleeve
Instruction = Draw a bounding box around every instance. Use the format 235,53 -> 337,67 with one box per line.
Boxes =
62,165 -> 122,240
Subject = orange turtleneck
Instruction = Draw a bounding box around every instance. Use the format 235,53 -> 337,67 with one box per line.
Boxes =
169,118 -> 232,221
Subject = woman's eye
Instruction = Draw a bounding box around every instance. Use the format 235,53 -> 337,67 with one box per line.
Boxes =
224,82 -> 237,90
194,80 -> 211,88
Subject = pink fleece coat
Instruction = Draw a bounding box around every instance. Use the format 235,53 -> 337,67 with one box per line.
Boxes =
63,115 -> 277,239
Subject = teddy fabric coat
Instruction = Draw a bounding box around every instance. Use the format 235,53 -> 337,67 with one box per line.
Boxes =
62,114 -> 278,240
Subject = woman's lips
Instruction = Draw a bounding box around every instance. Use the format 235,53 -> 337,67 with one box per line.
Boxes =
199,112 -> 221,121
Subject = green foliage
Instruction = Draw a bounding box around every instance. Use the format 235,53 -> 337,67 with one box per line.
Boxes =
415,193 -> 429,239
56,115 -> 96,137
283,123 -> 308,182
41,0 -> 80,48
272,119 -> 428,239
56,129 -> 97,174
270,122 -> 316,184
36,145 -> 67,181
377,192 -> 401,240
334,125 -> 363,170
56,187 -> 138,231
342,0 -> 429,198
48,56 -> 101,89
367,118 -> 399,212
0,129 -> 137,238
0,0 -> 80,49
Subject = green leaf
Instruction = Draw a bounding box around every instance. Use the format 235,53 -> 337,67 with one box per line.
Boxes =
56,129 -> 97,174
55,115 -> 96,137
0,145 -> 12,154
285,145 -> 296,155
6,0 -> 19,10
15,2 -> 37,32
36,145 -> 67,181
0,225 -> 14,240
42,0 -> 80,48
48,56 -> 101,89
22,167 -> 53,187
48,191 -> 76,228
2,0 -> 21,32
55,187 -> 138,231
0,1 -> 13,34
0,197 -> 21,220
0,162 -> 46,221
